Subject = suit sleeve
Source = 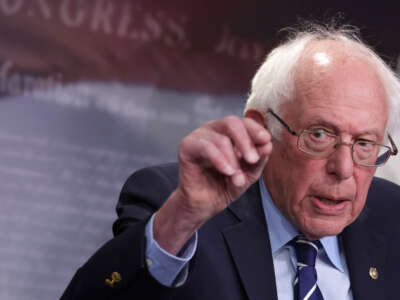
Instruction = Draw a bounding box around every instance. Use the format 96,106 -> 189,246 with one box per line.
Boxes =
60,163 -> 189,300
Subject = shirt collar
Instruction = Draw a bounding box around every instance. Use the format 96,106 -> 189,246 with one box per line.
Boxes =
258,178 -> 345,272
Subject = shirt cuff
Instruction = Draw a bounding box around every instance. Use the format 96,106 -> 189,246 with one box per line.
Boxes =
145,213 -> 198,287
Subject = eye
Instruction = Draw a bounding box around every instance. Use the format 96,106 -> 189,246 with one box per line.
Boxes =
310,129 -> 330,140
356,139 -> 375,151
354,139 -> 380,162
300,128 -> 335,154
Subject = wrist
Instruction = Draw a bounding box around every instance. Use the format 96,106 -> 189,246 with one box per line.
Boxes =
153,189 -> 204,255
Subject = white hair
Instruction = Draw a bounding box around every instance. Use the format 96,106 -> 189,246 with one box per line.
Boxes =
244,24 -> 400,139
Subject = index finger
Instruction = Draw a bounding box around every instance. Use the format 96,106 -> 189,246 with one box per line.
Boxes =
210,116 -> 263,164
242,117 -> 271,145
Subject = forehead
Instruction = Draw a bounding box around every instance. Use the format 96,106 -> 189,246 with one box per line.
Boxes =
285,40 -> 388,137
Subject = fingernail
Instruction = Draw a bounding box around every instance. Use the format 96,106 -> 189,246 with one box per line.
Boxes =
247,149 -> 259,163
224,165 -> 235,175
232,173 -> 245,187
257,130 -> 269,140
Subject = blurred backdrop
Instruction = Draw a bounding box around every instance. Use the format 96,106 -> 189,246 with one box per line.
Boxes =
0,1 -> 399,299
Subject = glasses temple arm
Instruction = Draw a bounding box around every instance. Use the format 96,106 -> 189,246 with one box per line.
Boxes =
388,134 -> 398,155
267,109 -> 298,136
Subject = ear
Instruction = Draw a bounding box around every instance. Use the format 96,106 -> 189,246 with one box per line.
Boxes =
244,109 -> 266,127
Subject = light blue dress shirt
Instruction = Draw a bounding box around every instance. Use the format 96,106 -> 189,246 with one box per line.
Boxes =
144,178 -> 354,299
144,213 -> 197,286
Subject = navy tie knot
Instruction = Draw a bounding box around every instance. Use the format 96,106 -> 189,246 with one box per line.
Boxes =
293,236 -> 321,267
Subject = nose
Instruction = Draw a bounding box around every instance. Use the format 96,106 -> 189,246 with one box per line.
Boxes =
326,142 -> 354,180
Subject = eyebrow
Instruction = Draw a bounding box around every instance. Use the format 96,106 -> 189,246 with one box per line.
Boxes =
307,117 -> 381,138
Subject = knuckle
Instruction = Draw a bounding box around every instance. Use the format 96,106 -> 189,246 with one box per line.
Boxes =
178,138 -> 190,158
179,135 -> 192,149
223,115 -> 241,125
217,136 -> 232,149
178,134 -> 199,156
197,138 -> 213,156
244,117 -> 260,129
223,116 -> 247,139
202,120 -> 215,129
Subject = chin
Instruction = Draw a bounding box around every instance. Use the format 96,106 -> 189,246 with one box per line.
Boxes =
300,219 -> 348,240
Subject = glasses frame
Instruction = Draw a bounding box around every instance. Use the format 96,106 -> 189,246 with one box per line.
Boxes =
267,108 -> 398,167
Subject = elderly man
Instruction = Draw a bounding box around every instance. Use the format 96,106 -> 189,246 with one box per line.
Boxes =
62,25 -> 400,300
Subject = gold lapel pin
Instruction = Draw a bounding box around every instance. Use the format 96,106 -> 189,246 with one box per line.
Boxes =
369,267 -> 378,280
105,271 -> 122,287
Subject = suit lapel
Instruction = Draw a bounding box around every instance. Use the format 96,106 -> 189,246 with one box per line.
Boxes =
222,183 -> 278,300
342,206 -> 387,300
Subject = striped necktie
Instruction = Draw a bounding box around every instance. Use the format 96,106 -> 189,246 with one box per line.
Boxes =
292,236 -> 324,300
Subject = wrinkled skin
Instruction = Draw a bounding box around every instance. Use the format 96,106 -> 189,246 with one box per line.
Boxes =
264,41 -> 388,240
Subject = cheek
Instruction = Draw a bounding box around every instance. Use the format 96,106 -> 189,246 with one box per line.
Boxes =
352,170 -> 375,216
280,156 -> 324,212
266,141 -> 329,215
350,197 -> 366,221
288,155 -> 323,189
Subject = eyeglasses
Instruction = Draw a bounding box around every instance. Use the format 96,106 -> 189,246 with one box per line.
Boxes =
267,108 -> 398,167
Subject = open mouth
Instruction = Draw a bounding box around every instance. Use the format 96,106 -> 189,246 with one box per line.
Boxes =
313,195 -> 350,212
317,197 -> 345,206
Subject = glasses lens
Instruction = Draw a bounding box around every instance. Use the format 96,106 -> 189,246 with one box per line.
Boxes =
375,150 -> 391,165
298,129 -> 336,156
353,141 -> 391,166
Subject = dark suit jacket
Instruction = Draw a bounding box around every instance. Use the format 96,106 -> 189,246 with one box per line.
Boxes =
61,163 -> 400,300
